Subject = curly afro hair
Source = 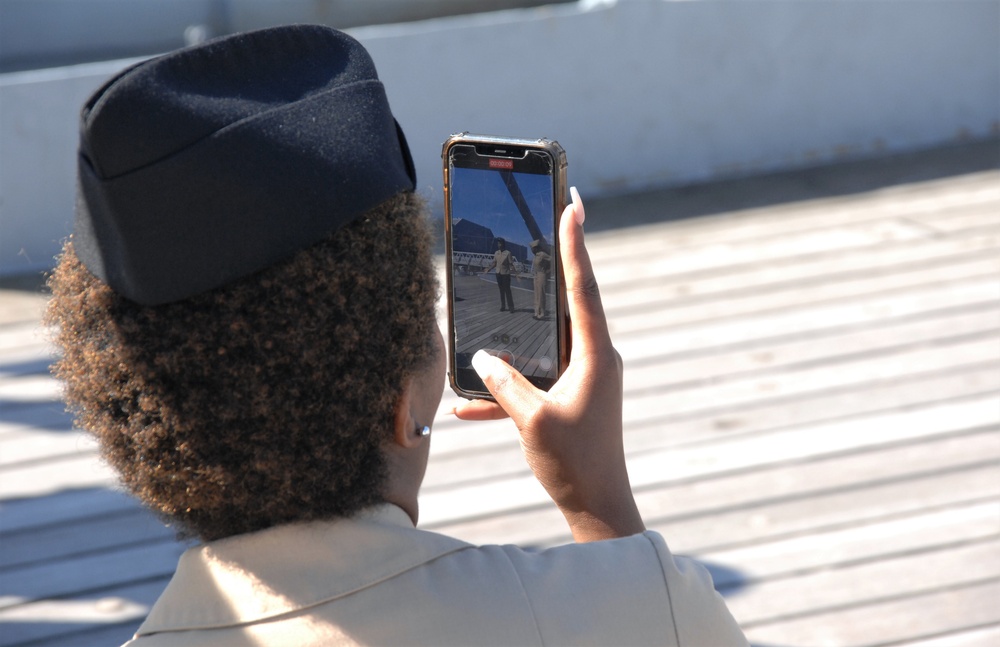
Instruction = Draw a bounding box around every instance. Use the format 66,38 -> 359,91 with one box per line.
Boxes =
45,192 -> 439,541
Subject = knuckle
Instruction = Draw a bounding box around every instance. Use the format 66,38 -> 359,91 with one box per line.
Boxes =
522,405 -> 559,438
571,273 -> 601,301
489,362 -> 513,396
591,346 -> 624,388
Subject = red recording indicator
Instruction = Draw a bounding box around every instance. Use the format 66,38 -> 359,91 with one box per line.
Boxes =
488,158 -> 515,169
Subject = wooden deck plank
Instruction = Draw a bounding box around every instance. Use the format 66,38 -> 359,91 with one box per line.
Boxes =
622,336 -> 999,426
590,214 -> 999,290
425,423 -> 1000,548
622,371 -> 1000,456
421,394 -> 1000,527
431,296 -> 1000,445
601,229 -> 1000,312
427,432 -> 1000,550
0,540 -> 186,611
586,171 -> 999,262
611,271 -> 999,338
426,370 -> 1000,491
705,501 -> 1000,588
0,578 -> 166,647
907,204 -> 1000,232
0,400 -> 73,435
0,452 -> 114,500
427,331 -> 1000,458
0,375 -> 62,414
743,579 -> 1000,647
0,427 -> 96,468
653,466 -> 998,557
623,305 -> 999,387
0,487 -> 137,536
612,275 -> 999,357
16,624 -> 144,647
0,323 -> 47,354
893,625 -> 1000,647
426,388 -> 1000,527
0,507 -> 175,570
595,218 -> 937,287
636,431 -> 1000,540
726,539 -> 1000,626
602,247 -> 1000,327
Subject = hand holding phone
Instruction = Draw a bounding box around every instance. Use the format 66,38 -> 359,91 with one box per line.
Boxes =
454,188 -> 645,543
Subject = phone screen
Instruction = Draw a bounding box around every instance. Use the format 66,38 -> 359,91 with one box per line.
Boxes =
446,142 -> 563,397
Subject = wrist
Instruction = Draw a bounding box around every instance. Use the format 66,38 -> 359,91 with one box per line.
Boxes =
558,490 -> 645,542
563,507 -> 645,543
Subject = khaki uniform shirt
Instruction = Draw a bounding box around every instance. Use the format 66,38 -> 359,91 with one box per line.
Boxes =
125,505 -> 747,646
494,249 -> 515,275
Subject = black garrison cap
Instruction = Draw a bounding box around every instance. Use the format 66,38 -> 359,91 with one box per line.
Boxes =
74,25 -> 416,305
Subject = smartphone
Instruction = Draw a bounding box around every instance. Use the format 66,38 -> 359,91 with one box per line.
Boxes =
442,133 -> 569,400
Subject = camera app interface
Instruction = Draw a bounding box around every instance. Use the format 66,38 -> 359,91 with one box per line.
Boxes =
450,151 -> 558,392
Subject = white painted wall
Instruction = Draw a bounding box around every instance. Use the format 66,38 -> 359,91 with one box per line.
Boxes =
0,0 -> 218,71
362,0 -> 999,200
2,0 -> 998,276
0,0 -> 568,71
1,60 -> 144,273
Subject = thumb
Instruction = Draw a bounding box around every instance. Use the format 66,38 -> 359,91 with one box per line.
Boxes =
471,350 -> 544,427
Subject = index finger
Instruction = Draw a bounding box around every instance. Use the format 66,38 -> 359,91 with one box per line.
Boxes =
561,187 -> 613,356
452,397 -> 508,421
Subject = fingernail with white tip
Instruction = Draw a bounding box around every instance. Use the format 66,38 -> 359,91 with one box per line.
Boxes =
570,186 -> 585,226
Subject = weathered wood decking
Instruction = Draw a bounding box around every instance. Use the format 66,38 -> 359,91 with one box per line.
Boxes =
1,142 -> 998,646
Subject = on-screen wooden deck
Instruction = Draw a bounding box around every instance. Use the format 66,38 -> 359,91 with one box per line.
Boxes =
452,272 -> 558,379
1,142 -> 998,646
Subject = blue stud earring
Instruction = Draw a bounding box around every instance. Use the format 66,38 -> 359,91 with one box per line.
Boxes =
417,425 -> 431,437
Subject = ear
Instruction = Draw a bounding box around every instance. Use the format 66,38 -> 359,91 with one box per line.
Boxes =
391,377 -> 422,449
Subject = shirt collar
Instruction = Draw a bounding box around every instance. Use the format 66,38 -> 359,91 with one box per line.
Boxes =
137,504 -> 470,635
